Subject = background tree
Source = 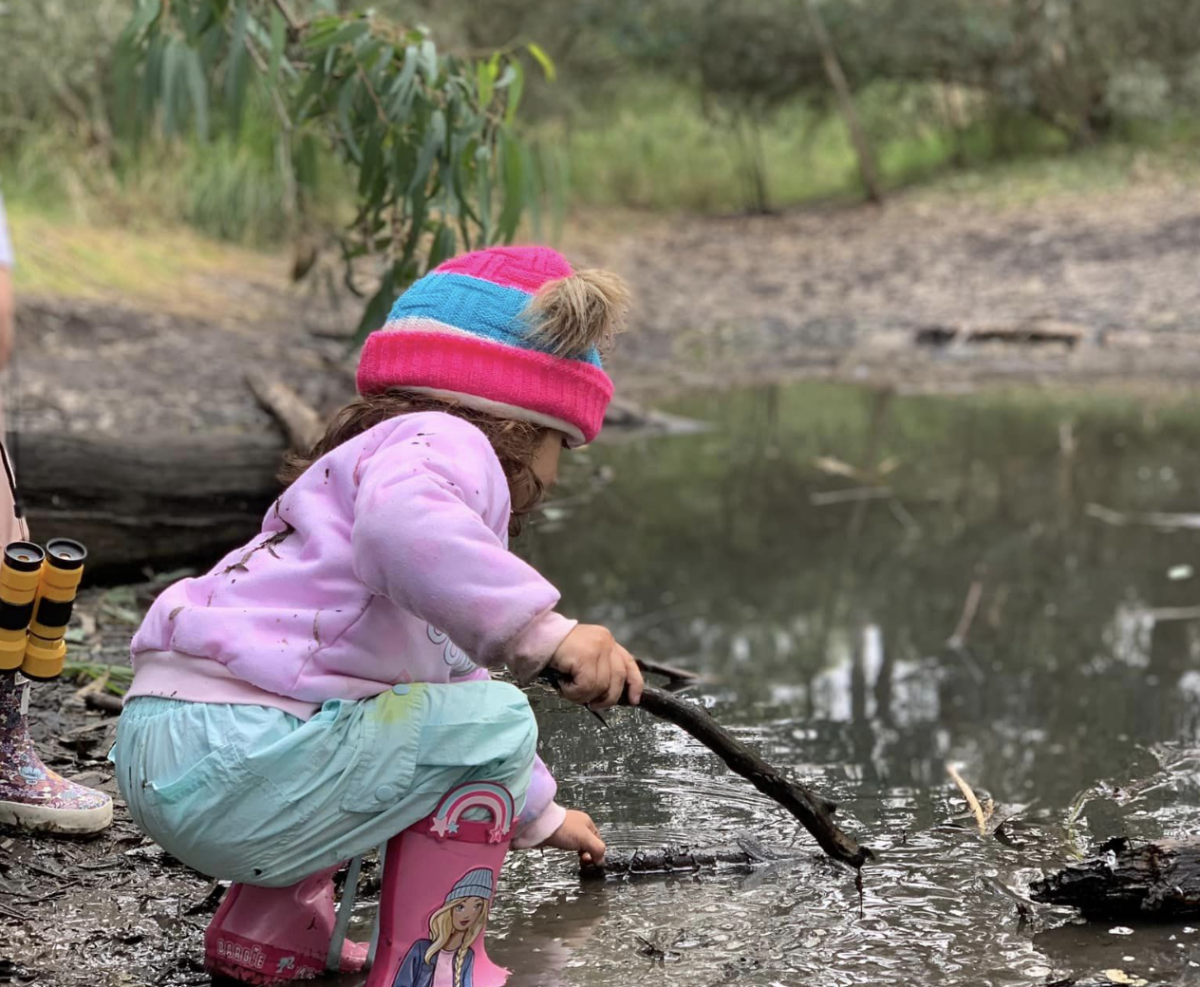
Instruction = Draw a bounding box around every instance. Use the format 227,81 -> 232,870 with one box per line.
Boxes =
112,0 -> 553,335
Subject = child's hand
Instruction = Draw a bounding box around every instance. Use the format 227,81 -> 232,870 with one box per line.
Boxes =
542,809 -> 606,864
548,625 -> 644,708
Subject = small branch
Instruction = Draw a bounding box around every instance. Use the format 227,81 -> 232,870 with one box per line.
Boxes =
635,658 -> 699,687
946,579 -> 984,650
581,842 -> 788,879
1085,503 -> 1200,531
810,486 -> 893,507
946,764 -> 989,836
270,0 -> 304,35
242,32 -> 294,132
358,65 -> 389,125
1145,606 -> 1200,622
542,671 -> 873,870
245,371 -> 323,451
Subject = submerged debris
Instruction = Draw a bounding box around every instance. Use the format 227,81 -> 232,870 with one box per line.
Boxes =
580,841 -> 791,880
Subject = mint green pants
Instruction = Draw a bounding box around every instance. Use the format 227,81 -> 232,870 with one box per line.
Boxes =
110,683 -> 536,887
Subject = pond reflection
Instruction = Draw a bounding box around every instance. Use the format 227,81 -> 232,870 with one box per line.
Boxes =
493,383 -> 1200,985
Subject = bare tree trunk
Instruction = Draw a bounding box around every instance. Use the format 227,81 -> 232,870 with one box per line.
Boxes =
804,0 -> 884,205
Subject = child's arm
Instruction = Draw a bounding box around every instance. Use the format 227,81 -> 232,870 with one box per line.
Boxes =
451,665 -> 568,847
353,415 -> 646,708
539,810 -> 606,864
352,415 -> 574,681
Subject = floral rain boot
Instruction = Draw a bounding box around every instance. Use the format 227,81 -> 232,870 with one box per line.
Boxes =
204,865 -> 369,983
0,671 -> 113,834
366,781 -> 516,987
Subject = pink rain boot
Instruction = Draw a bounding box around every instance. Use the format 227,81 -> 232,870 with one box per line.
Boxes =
204,864 -> 369,983
367,782 -> 516,987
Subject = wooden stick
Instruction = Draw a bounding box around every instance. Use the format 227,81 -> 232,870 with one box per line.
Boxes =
946,579 -> 984,650
580,842 -> 786,880
946,764 -> 988,835
245,371 -> 324,451
640,685 -> 873,868
84,691 -> 123,714
542,671 -> 873,869
635,658 -> 699,685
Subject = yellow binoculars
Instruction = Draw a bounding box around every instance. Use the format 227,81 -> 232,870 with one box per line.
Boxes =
0,538 -> 87,681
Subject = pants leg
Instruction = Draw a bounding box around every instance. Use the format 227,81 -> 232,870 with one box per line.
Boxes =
113,681 -> 539,887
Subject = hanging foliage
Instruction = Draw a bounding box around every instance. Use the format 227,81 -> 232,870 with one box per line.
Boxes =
113,0 -> 553,339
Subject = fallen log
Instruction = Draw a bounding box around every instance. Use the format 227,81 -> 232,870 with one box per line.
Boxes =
21,430 -> 283,574
580,841 -> 789,879
1030,837 -> 1200,919
542,667 -> 875,870
17,388 -> 704,576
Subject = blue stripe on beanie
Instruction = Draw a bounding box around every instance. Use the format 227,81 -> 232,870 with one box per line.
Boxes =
385,272 -> 602,368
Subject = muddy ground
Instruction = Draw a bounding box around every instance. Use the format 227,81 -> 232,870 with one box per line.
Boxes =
12,180 -> 1200,442
4,180 -> 1200,984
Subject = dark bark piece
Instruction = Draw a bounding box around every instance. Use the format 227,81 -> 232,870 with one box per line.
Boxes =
580,842 -> 788,879
1030,837 -> 1200,919
83,692 -> 124,714
21,431 -> 283,574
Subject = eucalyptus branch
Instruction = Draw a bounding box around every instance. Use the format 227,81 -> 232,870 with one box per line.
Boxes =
242,30 -> 293,132
270,0 -> 303,35
116,0 -> 559,342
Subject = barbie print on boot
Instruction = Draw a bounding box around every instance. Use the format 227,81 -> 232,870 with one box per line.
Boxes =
393,869 -> 495,987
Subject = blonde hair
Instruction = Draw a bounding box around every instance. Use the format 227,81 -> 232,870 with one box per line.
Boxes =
424,897 -> 490,987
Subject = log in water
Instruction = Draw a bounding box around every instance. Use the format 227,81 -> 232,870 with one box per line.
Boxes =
1030,837 -> 1200,919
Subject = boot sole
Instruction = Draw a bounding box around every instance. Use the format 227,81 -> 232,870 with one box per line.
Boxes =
0,798 -> 113,834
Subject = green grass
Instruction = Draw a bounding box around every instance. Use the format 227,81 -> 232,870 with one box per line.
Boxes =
1,102 -> 343,248
5,199 -> 283,311
4,77 -> 1199,312
544,78 -> 1200,214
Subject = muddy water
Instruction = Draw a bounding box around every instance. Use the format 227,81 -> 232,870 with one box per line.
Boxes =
468,384 -> 1200,987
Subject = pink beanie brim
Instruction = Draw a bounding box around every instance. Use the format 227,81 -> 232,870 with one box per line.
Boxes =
357,330 -> 613,446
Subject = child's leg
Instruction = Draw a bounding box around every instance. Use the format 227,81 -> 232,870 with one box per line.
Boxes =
113,680 -> 539,887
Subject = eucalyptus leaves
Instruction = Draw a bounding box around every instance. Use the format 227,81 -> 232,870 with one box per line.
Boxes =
115,0 -> 553,337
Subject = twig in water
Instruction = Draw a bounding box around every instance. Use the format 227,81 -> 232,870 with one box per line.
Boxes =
1085,503 -> 1200,531
946,764 -> 990,836
947,580 -> 984,650
1144,606 -> 1200,623
810,486 -> 893,507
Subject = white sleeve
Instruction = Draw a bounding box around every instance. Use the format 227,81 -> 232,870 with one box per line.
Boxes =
0,193 -> 12,269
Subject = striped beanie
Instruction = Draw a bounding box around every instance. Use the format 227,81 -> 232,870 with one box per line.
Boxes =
356,246 -> 627,446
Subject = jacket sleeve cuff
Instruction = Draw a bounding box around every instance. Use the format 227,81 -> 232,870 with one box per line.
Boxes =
508,611 -> 577,684
511,801 -> 567,850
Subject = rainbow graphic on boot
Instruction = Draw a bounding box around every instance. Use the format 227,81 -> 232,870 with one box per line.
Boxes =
428,782 -> 515,844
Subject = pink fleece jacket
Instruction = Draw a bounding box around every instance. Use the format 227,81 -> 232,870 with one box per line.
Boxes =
128,411 -> 575,847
